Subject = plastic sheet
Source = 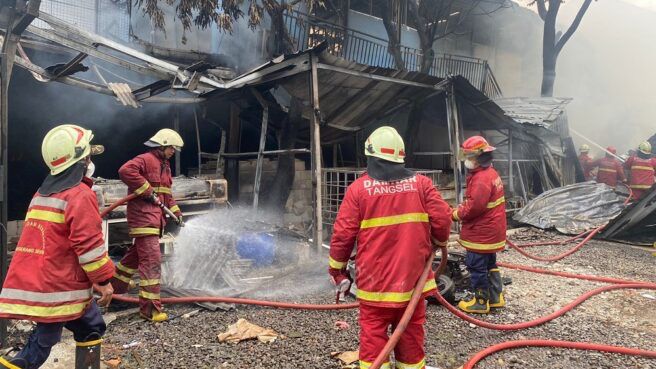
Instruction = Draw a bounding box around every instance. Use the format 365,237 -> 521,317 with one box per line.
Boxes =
513,182 -> 628,234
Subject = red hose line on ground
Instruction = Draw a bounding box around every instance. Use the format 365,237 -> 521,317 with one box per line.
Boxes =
434,283 -> 656,331
112,294 -> 360,310
463,340 -> 656,369
512,229 -> 592,248
505,226 -> 602,262
496,262 -> 644,285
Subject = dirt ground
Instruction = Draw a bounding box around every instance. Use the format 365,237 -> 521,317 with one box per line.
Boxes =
6,230 -> 656,369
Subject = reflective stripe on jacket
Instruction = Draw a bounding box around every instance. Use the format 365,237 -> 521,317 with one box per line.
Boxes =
329,174 -> 452,308
593,157 -> 625,187
0,178 -> 114,323
454,166 -> 507,253
118,150 -> 180,237
626,156 -> 656,191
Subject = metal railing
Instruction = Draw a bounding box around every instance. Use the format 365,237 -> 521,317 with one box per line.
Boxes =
322,168 -> 442,230
284,10 -> 502,99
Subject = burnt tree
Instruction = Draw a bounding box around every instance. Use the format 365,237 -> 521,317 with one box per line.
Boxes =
530,0 -> 594,97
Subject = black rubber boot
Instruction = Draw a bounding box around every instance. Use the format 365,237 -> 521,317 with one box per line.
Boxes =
75,334 -> 102,369
489,268 -> 506,308
458,288 -> 490,314
0,357 -> 27,369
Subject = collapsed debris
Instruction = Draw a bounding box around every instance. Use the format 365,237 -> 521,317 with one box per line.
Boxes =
513,182 -> 629,234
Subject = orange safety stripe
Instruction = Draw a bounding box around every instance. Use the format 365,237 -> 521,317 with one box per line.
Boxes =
458,239 -> 506,251
486,196 -> 505,209
0,301 -> 88,318
25,209 -> 65,224
134,182 -> 151,195
356,279 -> 437,303
329,256 -> 346,270
631,166 -> 654,172
129,227 -> 160,236
360,213 -> 428,229
598,168 -> 617,173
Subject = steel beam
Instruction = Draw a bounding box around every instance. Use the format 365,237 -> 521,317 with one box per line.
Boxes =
310,54 -> 324,251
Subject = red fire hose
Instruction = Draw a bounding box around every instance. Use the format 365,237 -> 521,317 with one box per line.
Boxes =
463,340 -> 656,369
99,193 -> 138,219
101,193 -> 655,368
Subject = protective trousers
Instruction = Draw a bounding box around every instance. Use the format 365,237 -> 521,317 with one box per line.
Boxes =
465,251 -> 497,290
359,302 -> 426,369
111,236 -> 162,316
8,301 -> 105,369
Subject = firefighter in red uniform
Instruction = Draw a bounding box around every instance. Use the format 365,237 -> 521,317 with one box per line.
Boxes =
329,126 -> 452,369
591,147 -> 626,188
0,125 -> 115,369
625,141 -> 656,201
110,129 -> 184,322
578,144 -> 594,181
452,136 -> 507,314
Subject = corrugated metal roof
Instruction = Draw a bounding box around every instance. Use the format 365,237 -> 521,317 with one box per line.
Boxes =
495,97 -> 572,127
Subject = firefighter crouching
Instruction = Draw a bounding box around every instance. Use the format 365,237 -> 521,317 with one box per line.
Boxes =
578,144 -> 594,181
0,125 -> 115,369
328,126 -> 452,369
453,136 -> 507,314
625,141 -> 656,201
592,146 -> 626,188
110,129 -> 184,322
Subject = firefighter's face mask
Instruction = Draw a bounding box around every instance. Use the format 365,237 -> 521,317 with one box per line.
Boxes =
464,158 -> 478,170
85,160 -> 95,178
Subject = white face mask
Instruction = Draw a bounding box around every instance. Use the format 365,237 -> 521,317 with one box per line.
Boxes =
464,159 -> 477,170
85,161 -> 96,178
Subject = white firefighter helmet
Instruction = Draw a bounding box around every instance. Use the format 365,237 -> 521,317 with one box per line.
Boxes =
145,129 -> 184,150
41,124 -> 101,175
364,126 -> 405,163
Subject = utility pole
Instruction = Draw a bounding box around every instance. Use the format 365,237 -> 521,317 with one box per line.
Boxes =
0,0 -> 41,347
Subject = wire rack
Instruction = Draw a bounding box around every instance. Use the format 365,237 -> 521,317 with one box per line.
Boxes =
33,0 -> 130,41
322,168 -> 442,231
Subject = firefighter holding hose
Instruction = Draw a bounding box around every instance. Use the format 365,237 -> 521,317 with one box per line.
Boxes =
591,146 -> 626,188
0,125 -> 114,369
578,144 -> 594,181
452,136 -> 507,314
328,126 -> 452,369
625,141 -> 656,201
110,129 -> 184,322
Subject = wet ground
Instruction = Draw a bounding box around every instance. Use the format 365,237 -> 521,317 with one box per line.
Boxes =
6,229 -> 656,369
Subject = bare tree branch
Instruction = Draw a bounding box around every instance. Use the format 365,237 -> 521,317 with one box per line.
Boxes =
530,0 -> 547,21
555,0 -> 594,54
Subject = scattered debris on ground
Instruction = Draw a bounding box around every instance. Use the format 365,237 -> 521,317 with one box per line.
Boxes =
11,229 -> 650,369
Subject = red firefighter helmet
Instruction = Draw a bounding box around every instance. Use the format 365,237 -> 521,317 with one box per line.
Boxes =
460,136 -> 495,159
606,146 -> 617,155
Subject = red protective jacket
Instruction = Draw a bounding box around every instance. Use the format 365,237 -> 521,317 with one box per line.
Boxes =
578,153 -> 594,181
329,174 -> 452,308
0,178 -> 114,323
592,157 -> 626,187
119,150 -> 181,238
453,166 -> 507,253
625,155 -> 656,195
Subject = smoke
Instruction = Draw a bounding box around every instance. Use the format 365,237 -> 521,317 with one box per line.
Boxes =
494,1 -> 656,155
555,0 -> 656,154
163,207 -> 332,299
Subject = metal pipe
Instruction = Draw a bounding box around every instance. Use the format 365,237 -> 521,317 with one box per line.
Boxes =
570,127 -> 626,163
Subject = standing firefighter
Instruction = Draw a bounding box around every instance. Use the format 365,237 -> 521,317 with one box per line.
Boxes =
328,126 -> 452,369
453,136 -> 507,314
625,141 -> 656,201
591,147 -> 626,188
578,144 -> 594,181
0,125 -> 114,369
111,129 -> 184,322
